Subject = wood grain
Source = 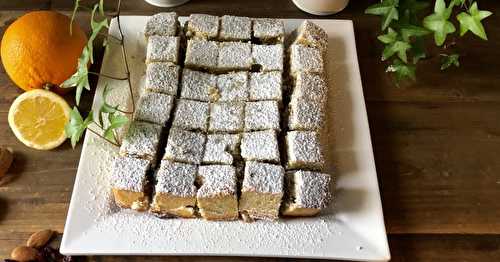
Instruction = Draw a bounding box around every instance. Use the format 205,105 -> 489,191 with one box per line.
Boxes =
0,0 -> 500,261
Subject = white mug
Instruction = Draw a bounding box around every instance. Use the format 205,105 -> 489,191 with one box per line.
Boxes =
292,0 -> 350,15
144,0 -> 191,7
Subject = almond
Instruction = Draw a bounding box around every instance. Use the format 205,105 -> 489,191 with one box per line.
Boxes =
10,246 -> 39,261
0,147 -> 13,178
27,229 -> 54,248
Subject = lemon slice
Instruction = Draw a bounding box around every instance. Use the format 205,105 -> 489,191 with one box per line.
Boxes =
8,89 -> 71,150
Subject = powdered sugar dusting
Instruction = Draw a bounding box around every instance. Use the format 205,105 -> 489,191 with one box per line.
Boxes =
288,171 -> 331,209
252,44 -> 284,71
285,131 -> 325,170
144,12 -> 178,37
180,69 -> 217,102
244,100 -> 280,131
197,165 -> 237,198
249,71 -> 282,101
146,36 -> 180,64
218,41 -> 252,70
290,44 -> 324,75
288,95 -> 325,130
252,18 -> 285,42
111,156 -> 150,192
243,161 -> 284,193
208,102 -> 245,132
119,121 -> 162,162
187,14 -> 219,39
293,20 -> 329,52
220,15 -> 251,41
134,92 -> 174,126
155,160 -> 197,197
240,130 -> 280,163
144,63 -> 179,95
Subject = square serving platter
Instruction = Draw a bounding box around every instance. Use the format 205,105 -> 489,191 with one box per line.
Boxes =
60,16 -> 390,261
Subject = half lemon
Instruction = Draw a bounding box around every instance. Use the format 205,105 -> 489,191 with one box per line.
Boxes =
8,89 -> 71,150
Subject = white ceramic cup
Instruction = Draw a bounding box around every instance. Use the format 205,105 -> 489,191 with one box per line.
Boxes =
144,0 -> 191,7
292,0 -> 350,15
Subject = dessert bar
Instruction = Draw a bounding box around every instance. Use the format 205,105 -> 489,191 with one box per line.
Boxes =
290,20 -> 328,53
146,36 -> 180,64
288,95 -> 325,131
289,44 -> 324,76
119,121 -> 162,163
239,161 -> 285,220
292,72 -> 328,103
134,92 -> 174,126
202,133 -> 241,165
163,128 -> 206,165
186,14 -> 219,40
151,160 -> 198,218
244,101 -> 280,131
197,165 -> 239,220
208,102 -> 245,133
285,131 -> 324,170
248,71 -> 282,101
144,63 -> 180,95
111,156 -> 151,211
172,99 -> 209,131
252,44 -> 284,72
219,15 -> 252,41
281,170 -> 331,216
185,39 -> 219,71
216,71 -> 249,102
144,12 -> 178,37
180,69 -> 218,102
240,130 -> 280,163
218,41 -> 252,71
252,18 -> 285,43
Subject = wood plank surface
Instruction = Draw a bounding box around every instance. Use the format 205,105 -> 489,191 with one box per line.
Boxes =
0,0 -> 500,261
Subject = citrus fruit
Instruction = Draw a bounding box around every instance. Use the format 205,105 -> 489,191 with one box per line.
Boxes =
0,11 -> 87,93
8,89 -> 71,150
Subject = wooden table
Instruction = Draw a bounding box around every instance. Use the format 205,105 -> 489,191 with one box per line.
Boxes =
1,0 -> 499,261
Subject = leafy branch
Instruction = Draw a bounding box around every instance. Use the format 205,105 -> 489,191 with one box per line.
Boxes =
366,0 -> 492,83
62,0 -> 135,148
65,85 -> 128,148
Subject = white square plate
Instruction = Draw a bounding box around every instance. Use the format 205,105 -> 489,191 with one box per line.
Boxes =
61,16 -> 390,261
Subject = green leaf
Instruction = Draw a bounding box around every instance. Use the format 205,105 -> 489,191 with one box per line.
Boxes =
423,0 -> 456,46
97,84 -> 119,126
400,24 -> 430,42
378,28 -> 411,63
377,28 -> 398,44
440,53 -> 460,70
365,0 -> 399,30
387,41 -> 411,63
65,107 -> 93,148
103,114 -> 128,142
61,45 -> 91,105
456,2 -> 492,40
386,58 -> 416,82
88,4 -> 109,64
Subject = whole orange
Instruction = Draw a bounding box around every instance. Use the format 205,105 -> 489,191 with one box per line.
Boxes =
1,11 -> 87,93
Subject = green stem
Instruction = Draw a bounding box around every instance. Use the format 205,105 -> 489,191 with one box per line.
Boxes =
88,71 -> 128,80
87,127 -> 120,147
